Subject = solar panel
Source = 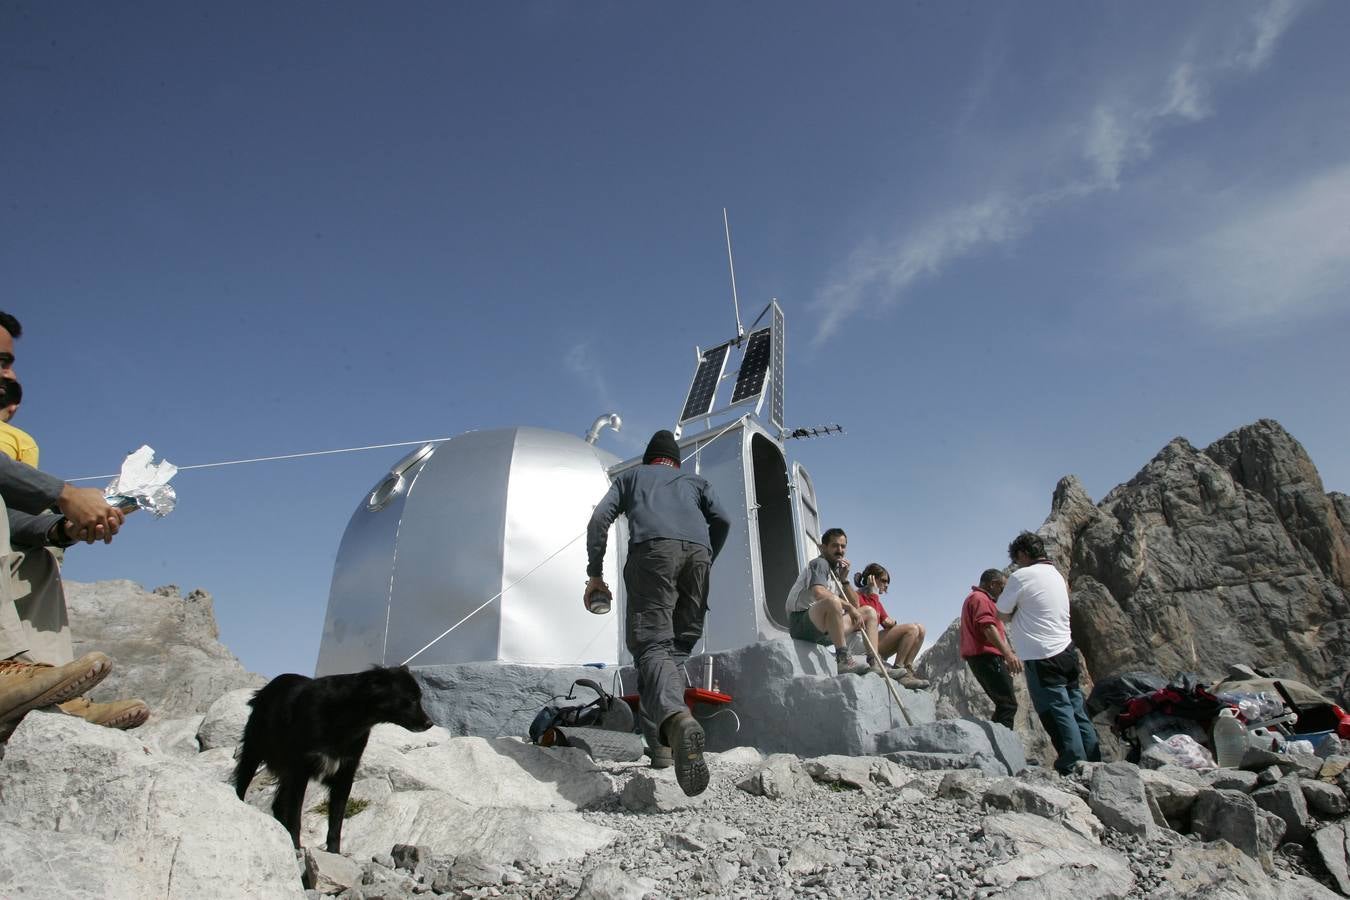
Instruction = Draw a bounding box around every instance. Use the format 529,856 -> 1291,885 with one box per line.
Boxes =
679,342 -> 730,422
730,327 -> 772,404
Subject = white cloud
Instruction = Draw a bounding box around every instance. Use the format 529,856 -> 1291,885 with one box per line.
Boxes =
812,1 -> 1310,342
1140,161 -> 1350,324
564,340 -> 614,408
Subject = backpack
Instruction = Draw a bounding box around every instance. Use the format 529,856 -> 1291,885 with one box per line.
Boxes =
528,678 -> 634,744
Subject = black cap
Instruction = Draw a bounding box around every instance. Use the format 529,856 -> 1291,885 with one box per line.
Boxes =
643,430 -> 680,465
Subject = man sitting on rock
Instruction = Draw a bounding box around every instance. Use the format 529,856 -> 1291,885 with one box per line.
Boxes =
996,530 -> 1099,773
0,310 -> 150,731
785,528 -> 885,676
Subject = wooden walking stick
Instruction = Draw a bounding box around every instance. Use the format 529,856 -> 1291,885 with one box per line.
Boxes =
809,536 -> 914,727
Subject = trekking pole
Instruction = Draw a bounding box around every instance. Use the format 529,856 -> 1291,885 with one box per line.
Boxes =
809,536 -> 914,727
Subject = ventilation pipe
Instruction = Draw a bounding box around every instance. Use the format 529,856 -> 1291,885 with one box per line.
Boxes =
585,413 -> 623,445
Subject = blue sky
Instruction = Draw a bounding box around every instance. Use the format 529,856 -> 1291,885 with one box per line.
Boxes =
4,1 -> 1348,678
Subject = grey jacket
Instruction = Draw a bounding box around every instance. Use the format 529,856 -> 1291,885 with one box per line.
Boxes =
1,454 -> 66,549
587,464 -> 732,578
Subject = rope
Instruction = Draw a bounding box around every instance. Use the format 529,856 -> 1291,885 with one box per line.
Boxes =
65,437 -> 458,483
401,415 -> 749,666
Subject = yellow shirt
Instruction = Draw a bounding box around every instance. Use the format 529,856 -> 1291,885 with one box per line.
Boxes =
0,421 -> 39,467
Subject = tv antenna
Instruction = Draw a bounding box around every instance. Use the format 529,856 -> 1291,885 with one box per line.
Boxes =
723,208 -> 745,344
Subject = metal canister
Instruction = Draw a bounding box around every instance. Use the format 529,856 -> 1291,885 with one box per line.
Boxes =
585,588 -> 612,615
701,656 -> 714,690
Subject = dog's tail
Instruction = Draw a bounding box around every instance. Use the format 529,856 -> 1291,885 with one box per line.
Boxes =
233,739 -> 263,800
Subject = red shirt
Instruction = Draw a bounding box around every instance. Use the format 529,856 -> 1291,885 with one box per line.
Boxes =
960,587 -> 1007,658
856,591 -> 891,626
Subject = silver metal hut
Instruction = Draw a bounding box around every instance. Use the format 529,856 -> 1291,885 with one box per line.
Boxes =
314,300 -> 825,676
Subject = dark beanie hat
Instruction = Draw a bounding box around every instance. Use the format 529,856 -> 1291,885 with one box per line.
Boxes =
643,430 -> 681,465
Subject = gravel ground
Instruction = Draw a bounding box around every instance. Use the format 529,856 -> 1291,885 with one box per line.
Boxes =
325,751 -> 1341,899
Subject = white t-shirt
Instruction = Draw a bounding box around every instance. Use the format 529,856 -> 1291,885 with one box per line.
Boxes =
995,561 -> 1072,661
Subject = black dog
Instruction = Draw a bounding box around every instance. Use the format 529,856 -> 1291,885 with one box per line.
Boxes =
234,665 -> 434,853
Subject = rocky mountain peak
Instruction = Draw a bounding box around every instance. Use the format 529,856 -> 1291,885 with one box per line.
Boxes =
921,418 -> 1350,761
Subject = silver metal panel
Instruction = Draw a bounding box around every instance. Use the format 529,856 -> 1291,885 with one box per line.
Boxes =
684,422 -> 759,654
500,427 -> 622,665
316,443 -> 443,676
791,461 -> 822,571
382,429 -> 514,666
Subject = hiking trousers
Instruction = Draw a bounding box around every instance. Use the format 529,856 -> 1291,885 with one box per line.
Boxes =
0,496 -> 74,664
965,652 -> 1018,730
624,538 -> 710,750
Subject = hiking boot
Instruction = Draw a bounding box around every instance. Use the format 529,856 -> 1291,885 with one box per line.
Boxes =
648,743 -> 673,769
58,696 -> 150,730
836,656 -> 869,676
663,712 -> 709,797
896,668 -> 930,690
865,656 -> 887,677
0,652 -> 113,724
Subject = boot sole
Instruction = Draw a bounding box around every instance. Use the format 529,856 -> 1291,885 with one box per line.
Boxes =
0,654 -> 113,724
670,717 -> 709,797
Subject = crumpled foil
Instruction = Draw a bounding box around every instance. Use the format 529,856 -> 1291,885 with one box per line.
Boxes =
104,445 -> 178,518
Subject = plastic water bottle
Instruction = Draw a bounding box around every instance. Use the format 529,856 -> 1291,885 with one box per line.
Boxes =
1214,707 -> 1248,768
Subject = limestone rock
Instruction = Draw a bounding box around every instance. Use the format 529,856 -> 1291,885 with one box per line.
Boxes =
0,711 -> 303,898
135,713 -> 206,759
310,849 -> 362,894
1204,768 -> 1260,792
709,746 -> 763,766
0,824 -> 137,900
878,718 -> 1025,776
936,769 -> 987,804
66,580 -> 265,717
802,753 -> 910,790
1191,788 -> 1285,872
620,770 -> 704,812
1251,777 -> 1314,845
573,862 -> 656,900
1159,839 -> 1341,899
1302,779 -> 1349,817
197,686 -> 256,751
981,776 -> 1102,841
1139,768 -> 1201,829
1313,822 -> 1350,896
737,753 -> 813,800
784,839 -> 844,876
334,790 -> 617,865
392,737 -> 614,809
979,812 -> 1134,898
1089,762 -> 1156,838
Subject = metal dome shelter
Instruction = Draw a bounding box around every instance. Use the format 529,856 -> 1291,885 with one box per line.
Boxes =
315,300 -> 825,676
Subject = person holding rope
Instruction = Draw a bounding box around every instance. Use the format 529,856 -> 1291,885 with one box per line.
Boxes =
585,429 -> 731,797
785,528 -> 887,677
852,563 -> 930,688
0,311 -> 150,732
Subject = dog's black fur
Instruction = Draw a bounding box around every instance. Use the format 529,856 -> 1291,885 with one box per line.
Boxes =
234,665 -> 434,853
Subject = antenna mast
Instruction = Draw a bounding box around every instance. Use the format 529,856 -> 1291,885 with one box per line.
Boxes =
723,208 -> 745,343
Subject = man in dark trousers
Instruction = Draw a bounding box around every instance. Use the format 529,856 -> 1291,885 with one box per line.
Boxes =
960,568 -> 1019,729
585,429 -> 731,796
996,531 -> 1100,773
